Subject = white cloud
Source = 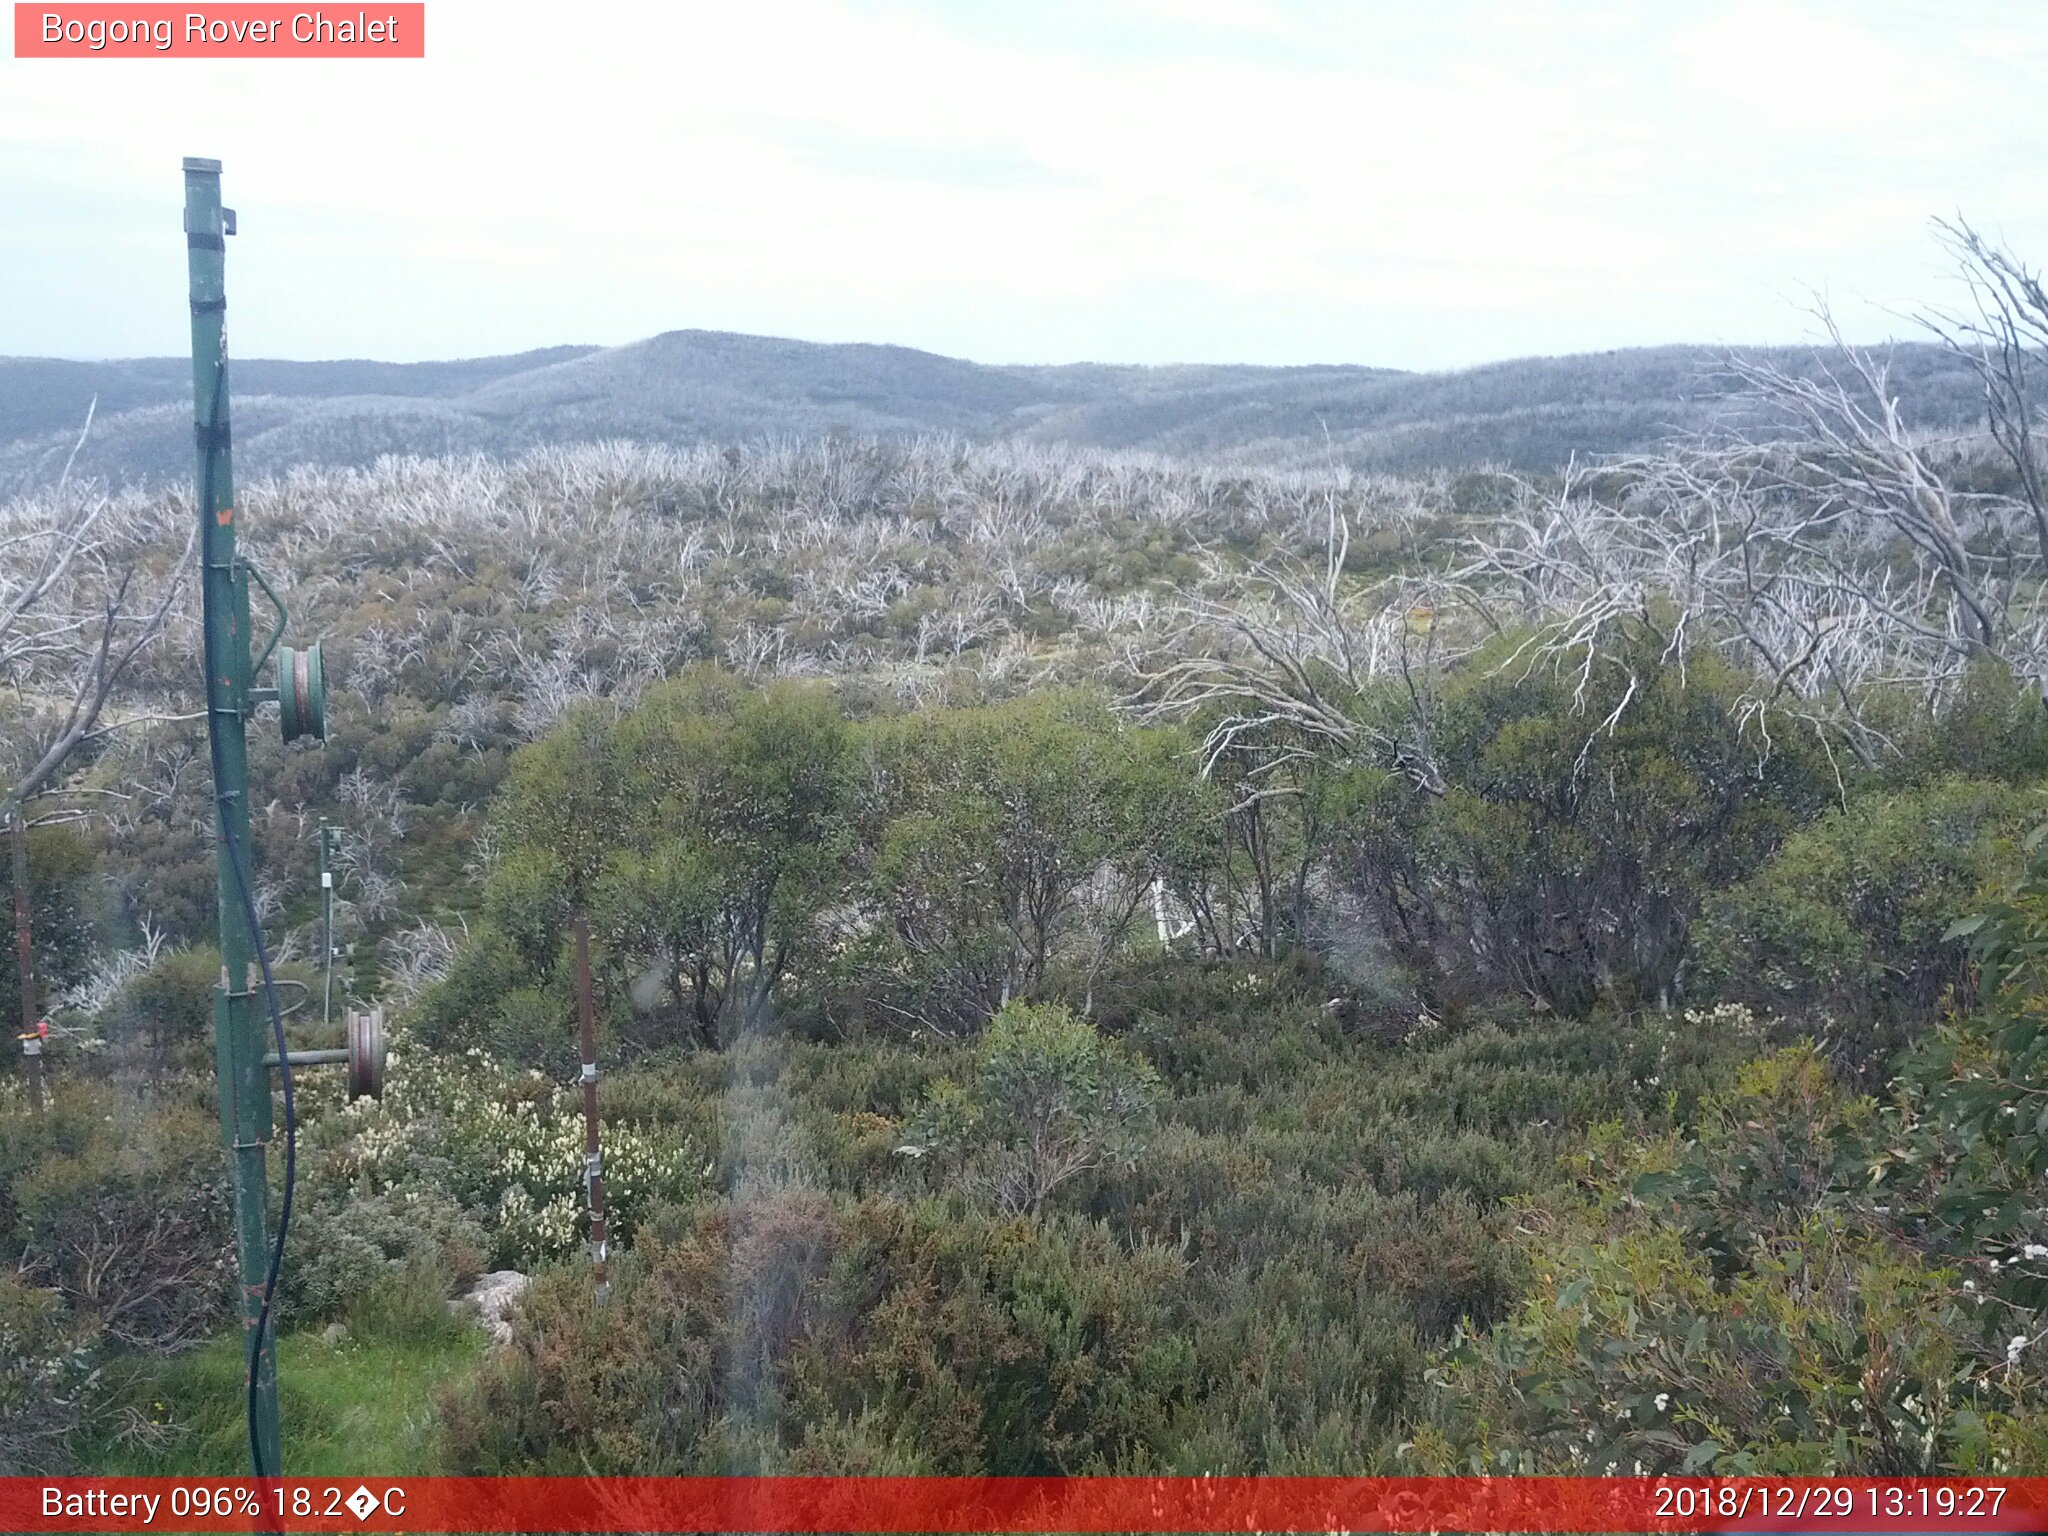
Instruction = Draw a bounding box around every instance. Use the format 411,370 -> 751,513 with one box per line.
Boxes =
1,0 -> 2045,367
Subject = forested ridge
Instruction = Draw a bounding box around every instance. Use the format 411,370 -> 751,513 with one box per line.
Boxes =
8,227 -> 2048,1477
0,333 -> 1988,489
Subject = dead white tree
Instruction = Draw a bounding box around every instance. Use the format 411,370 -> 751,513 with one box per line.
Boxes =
1464,235 -> 2048,768
2,432 -> 193,1103
1463,450 -> 1932,770
380,918 -> 463,1004
1132,496 -> 1473,796
1921,216 -> 2048,571
1,480 -> 197,827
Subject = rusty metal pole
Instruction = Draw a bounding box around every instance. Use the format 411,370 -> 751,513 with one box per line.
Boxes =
574,913 -> 609,1302
12,814 -> 44,1114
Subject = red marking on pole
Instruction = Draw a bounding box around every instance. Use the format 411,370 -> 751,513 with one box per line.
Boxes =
217,507 -> 233,524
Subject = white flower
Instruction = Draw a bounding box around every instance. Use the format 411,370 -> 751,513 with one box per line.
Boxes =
2009,1335 -> 2030,1367
2021,1244 -> 2048,1261
1654,1393 -> 1670,1413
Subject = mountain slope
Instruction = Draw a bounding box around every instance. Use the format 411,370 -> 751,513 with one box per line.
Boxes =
0,330 -> 1986,490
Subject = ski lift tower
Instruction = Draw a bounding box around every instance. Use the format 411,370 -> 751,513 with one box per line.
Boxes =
185,156 -> 377,1476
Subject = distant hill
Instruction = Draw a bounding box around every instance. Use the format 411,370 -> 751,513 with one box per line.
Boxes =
0,330 -> 1989,491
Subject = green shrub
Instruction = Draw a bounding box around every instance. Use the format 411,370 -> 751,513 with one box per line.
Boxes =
1871,826 -> 2048,1318
1415,1050 -> 2048,1475
0,821 -> 98,1017
602,672 -> 854,1044
430,990 -> 1737,1477
1698,777 -> 2032,1075
282,1181 -> 486,1325
412,925 -> 531,1054
846,695 -> 1199,1033
901,1002 -> 1162,1217
0,1270 -> 110,1473
441,1191 -> 1198,1475
308,1032 -> 702,1270
440,1190 -> 834,1473
5,1090 -> 228,1354
1890,661 -> 2048,787
102,949 -> 217,1069
1332,625 -> 1830,1015
342,1255 -> 475,1349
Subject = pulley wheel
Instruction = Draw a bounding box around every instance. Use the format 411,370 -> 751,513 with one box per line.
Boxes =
278,641 -> 327,743
346,1006 -> 385,1101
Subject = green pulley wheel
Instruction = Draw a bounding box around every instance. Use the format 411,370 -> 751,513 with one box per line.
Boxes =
277,641 -> 326,743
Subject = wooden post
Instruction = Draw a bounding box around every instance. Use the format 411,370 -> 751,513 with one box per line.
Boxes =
12,813 -> 44,1114
574,913 -> 609,1302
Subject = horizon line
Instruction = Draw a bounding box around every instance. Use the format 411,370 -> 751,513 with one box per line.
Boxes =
2,325 -> 1940,379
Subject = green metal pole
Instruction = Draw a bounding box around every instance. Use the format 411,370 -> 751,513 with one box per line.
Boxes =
184,156 -> 282,1477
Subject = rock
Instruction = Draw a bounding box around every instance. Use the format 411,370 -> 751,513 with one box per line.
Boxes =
454,1269 -> 529,1346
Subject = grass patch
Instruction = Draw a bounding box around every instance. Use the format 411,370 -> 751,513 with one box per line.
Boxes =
95,1325 -> 486,1476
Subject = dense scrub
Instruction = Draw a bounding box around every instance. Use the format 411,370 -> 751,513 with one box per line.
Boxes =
11,438 -> 1454,1020
12,346 -> 2048,1474
429,974 -> 1750,1474
20,611 -> 2048,1472
1697,778 -> 2034,1075
1417,1047 -> 2048,1474
397,645 -> 2048,1474
0,1079 -> 228,1471
1417,825 -> 2048,1475
5,949 -> 1760,1472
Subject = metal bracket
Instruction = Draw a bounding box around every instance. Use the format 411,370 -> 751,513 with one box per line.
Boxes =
242,558 -> 289,681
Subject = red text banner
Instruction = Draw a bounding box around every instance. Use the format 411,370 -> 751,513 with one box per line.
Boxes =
14,4 -> 424,57
5,1476 -> 2047,1534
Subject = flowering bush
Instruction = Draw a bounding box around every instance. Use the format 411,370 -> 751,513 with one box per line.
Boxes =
313,1031 -> 703,1269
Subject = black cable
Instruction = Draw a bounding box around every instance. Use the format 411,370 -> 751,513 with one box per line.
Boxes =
233,803 -> 295,1480
197,346 -> 296,1478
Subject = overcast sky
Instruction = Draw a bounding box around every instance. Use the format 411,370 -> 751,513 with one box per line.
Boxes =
3,0 -> 2045,370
